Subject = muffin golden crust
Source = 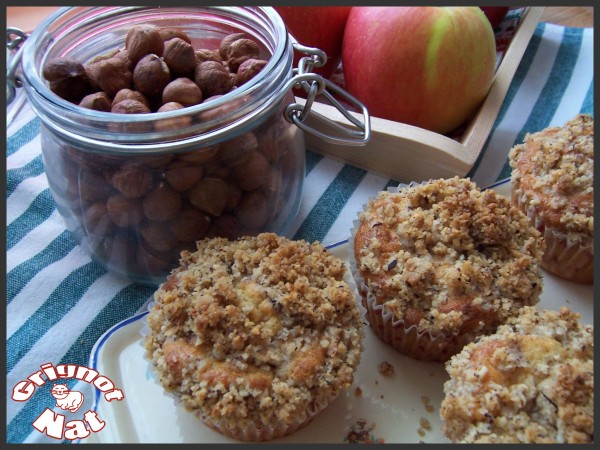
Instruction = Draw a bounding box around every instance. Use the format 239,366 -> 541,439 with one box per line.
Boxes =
352,177 -> 543,361
509,114 -> 594,283
440,306 -> 594,443
144,233 -> 363,441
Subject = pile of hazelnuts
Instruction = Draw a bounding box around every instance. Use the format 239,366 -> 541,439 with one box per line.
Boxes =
42,24 -> 269,114
39,24 -> 304,284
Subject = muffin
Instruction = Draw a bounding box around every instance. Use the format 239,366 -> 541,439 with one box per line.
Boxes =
508,114 -> 594,284
144,232 -> 363,441
351,177 -> 544,362
440,306 -> 594,443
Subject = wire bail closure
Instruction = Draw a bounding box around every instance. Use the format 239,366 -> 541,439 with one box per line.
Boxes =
284,42 -> 371,146
6,27 -> 28,105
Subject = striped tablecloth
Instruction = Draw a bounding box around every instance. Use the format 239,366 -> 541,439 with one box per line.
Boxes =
6,22 -> 593,443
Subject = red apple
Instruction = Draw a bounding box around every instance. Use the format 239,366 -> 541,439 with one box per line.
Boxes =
342,7 -> 496,134
274,6 -> 352,79
480,6 -> 510,28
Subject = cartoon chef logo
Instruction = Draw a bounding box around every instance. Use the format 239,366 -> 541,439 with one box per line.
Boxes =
50,383 -> 84,413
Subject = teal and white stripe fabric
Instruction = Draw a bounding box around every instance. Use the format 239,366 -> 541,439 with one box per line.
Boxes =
470,23 -> 594,186
5,22 -> 593,443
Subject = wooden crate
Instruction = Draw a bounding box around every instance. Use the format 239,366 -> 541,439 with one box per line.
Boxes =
301,7 -> 545,182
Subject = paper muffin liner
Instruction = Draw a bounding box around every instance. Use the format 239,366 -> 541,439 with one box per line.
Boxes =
511,184 -> 593,284
349,231 -> 473,362
195,394 -> 333,442
348,181 -> 475,363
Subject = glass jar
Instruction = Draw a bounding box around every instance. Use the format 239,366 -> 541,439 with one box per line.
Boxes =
14,6 -> 369,285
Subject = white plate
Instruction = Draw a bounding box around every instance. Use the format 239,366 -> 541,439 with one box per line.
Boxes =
84,179 -> 593,444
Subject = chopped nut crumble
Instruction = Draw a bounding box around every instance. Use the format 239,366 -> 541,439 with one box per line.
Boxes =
378,361 -> 394,376
509,114 -> 593,238
509,114 -> 594,283
145,233 -> 363,440
440,306 -> 593,443
353,177 -> 544,360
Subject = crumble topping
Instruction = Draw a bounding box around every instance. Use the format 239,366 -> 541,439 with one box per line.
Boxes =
440,306 -> 593,443
145,233 -> 363,430
509,114 -> 594,237
378,361 -> 395,376
353,177 -> 543,336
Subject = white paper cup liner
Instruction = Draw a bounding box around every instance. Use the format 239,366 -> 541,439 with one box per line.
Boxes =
196,395 -> 332,442
511,186 -> 593,284
361,290 -> 481,362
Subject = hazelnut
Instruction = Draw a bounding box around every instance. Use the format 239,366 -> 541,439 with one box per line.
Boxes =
159,28 -> 192,44
169,208 -> 211,242
106,195 -> 145,227
203,95 -> 224,103
125,25 -> 164,65
208,97 -> 249,126
79,92 -> 112,112
233,150 -> 270,191
112,89 -> 150,109
88,57 -> 133,97
257,129 -> 281,162
194,61 -> 233,98
104,229 -> 138,270
84,51 -> 116,90
111,99 -> 151,114
262,166 -> 282,194
218,33 -> 246,60
111,163 -> 153,198
137,154 -> 175,169
68,148 -> 123,173
188,177 -> 230,216
163,38 -> 196,77
220,131 -> 258,165
178,145 -> 219,165
136,241 -> 172,274
164,160 -> 204,192
83,201 -> 116,236
225,184 -> 242,211
237,190 -> 269,230
202,161 -> 231,180
155,102 -> 193,132
235,58 -> 268,86
140,220 -> 178,252
42,57 -> 93,103
162,78 -> 203,107
133,54 -> 172,97
113,48 -> 134,71
207,214 -> 239,239
194,48 -> 221,64
157,101 -> 185,112
226,38 -> 260,72
86,48 -> 119,65
79,170 -> 115,203
142,182 -> 182,221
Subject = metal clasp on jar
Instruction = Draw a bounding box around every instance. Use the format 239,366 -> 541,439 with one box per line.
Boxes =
284,42 -> 371,146
6,27 -> 29,126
